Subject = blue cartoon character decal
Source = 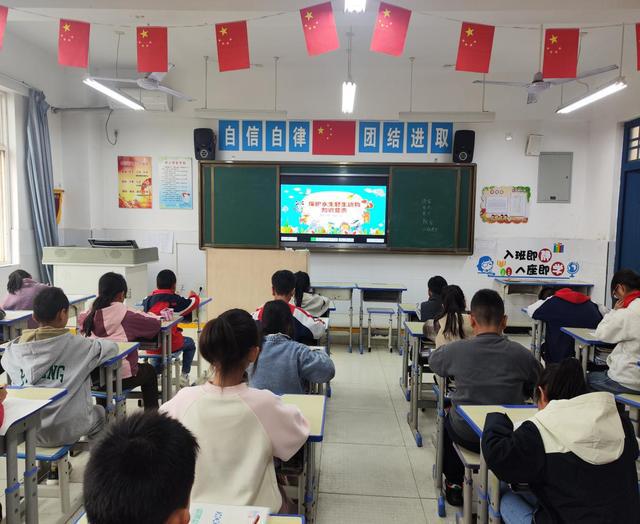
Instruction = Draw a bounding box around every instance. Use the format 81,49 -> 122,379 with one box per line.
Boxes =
476,256 -> 495,275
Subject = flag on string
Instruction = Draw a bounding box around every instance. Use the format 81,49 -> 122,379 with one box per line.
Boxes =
370,2 -> 411,56
58,19 -> 90,68
312,120 -> 356,155
542,28 -> 579,78
0,6 -> 8,49
455,22 -> 495,73
636,23 -> 640,71
300,2 -> 339,56
215,21 -> 250,72
137,26 -> 168,72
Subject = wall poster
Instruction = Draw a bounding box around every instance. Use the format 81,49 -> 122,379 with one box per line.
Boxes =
118,156 -> 153,209
480,185 -> 530,224
159,157 -> 193,210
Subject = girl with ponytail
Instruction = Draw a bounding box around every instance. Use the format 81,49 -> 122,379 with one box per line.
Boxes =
588,268 -> 640,395
1,269 -> 49,328
433,285 -> 474,347
293,271 -> 330,317
78,272 -> 161,409
161,308 -> 310,512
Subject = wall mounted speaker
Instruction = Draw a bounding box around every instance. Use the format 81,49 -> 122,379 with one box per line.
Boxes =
453,130 -> 475,163
194,128 -> 216,160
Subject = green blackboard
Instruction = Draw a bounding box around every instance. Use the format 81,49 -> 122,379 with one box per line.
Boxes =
389,166 -> 474,252
200,164 -> 278,248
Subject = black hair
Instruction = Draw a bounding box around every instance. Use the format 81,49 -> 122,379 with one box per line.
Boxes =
7,269 -> 32,294
611,268 -> 640,294
428,275 -> 448,296
33,287 -> 69,323
272,269 -> 296,296
534,358 -> 587,404
156,269 -> 177,290
538,287 -> 556,300
435,285 -> 467,340
470,289 -> 505,327
199,309 -> 260,381
83,411 -> 199,524
262,300 -> 294,338
83,273 -> 128,337
294,271 -> 312,308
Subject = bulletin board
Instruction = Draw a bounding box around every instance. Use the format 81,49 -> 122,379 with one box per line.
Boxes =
480,185 -> 530,224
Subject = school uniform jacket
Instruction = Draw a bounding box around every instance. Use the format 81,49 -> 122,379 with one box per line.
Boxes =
482,392 -> 640,524
253,302 -> 326,344
142,288 -> 200,351
596,297 -> 640,391
527,288 -> 603,363
1,278 -> 49,328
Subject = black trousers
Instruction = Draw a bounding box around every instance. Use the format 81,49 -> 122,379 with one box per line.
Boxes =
93,362 -> 159,410
443,415 -> 480,485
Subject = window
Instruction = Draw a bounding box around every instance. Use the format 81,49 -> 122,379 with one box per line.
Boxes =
0,90 -> 8,264
628,124 -> 640,162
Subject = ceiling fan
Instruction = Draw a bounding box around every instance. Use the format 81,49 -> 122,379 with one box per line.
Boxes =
473,64 -> 619,104
90,64 -> 195,101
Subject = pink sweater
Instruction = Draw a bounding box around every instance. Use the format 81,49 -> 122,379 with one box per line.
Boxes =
160,382 -> 310,511
1,278 -> 49,329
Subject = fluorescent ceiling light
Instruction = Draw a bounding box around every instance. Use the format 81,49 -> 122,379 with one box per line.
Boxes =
83,78 -> 145,111
556,77 -> 627,114
342,81 -> 357,114
194,108 -> 288,119
345,0 -> 366,13
399,111 -> 495,123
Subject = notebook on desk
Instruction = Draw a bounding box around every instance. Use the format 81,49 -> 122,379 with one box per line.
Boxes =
189,503 -> 269,524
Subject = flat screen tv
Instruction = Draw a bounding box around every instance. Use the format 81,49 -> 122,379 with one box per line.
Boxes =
279,174 -> 388,249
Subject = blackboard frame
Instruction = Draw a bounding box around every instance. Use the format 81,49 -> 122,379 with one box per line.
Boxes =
199,161 -> 476,255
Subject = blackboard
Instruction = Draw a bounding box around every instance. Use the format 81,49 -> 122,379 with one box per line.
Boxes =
200,162 -> 475,253
200,164 -> 278,248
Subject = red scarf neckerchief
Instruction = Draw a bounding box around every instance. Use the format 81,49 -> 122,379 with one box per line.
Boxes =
621,290 -> 640,308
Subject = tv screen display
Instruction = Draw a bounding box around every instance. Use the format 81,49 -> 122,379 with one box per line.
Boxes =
280,174 -> 388,248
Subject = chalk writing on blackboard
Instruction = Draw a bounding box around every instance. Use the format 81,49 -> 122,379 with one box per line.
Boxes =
421,197 -> 439,234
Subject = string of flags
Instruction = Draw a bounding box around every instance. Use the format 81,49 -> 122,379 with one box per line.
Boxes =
0,2 -> 636,79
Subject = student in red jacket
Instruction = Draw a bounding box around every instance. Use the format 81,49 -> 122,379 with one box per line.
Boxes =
143,270 -> 199,387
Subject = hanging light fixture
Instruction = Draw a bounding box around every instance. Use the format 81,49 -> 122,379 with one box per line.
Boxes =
342,29 -> 356,113
344,0 -> 366,13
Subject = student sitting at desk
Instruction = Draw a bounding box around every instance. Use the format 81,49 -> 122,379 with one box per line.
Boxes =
527,287 -> 604,363
1,269 -> 48,329
419,275 -> 447,322
143,269 -> 200,387
161,309 -> 309,512
429,289 -> 541,507
249,300 -> 335,394
253,270 -> 326,345
483,358 -> 640,524
84,411 -> 199,524
294,271 -> 331,317
588,269 -> 640,395
1,287 -> 119,448
432,285 -> 473,347
79,272 -> 160,409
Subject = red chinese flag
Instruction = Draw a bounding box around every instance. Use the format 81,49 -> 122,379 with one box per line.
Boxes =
137,26 -> 168,72
300,2 -> 339,56
542,28 -> 579,79
312,120 -> 356,155
636,23 -> 640,71
0,6 -> 8,50
455,22 -> 495,73
215,21 -> 250,72
58,19 -> 90,68
370,2 -> 411,56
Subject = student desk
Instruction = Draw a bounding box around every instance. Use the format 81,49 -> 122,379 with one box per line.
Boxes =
521,307 -> 544,361
560,327 -> 611,377
400,321 -> 424,401
308,345 -> 331,397
66,294 -> 96,318
3,386 -> 67,524
356,283 -> 406,354
0,310 -> 33,341
73,511 -> 304,524
143,317 -> 183,403
193,297 -> 212,379
616,394 -> 640,437
398,303 -> 419,357
457,404 -> 538,524
312,282 -> 356,351
282,394 -> 326,522
97,342 -> 140,422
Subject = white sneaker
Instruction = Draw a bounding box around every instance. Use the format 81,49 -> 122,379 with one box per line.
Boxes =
179,374 -> 190,388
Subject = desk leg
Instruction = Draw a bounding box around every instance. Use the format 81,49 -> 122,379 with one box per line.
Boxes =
5,429 -> 20,524
304,440 -> 317,522
396,303 -> 402,354
581,345 -> 588,378
400,332 -> 410,400
116,361 -> 125,419
408,337 -> 422,447
478,450 -> 488,524
167,333 -> 174,400
358,292 -> 364,355
24,424 -> 39,524
348,292 -> 353,353
488,470 -> 501,524
105,364 -> 115,423
161,332 -> 169,404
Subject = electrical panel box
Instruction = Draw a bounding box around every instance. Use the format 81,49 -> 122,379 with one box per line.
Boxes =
537,152 -> 572,203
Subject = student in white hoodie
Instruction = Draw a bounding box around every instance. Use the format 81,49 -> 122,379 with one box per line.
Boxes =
293,271 -> 331,317
161,308 -> 310,512
483,358 -> 640,524
1,287 -> 119,447
588,269 -> 640,394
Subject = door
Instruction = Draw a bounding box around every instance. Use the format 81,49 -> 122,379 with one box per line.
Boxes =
616,119 -> 640,273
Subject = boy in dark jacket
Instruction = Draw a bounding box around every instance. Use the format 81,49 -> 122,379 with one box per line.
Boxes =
527,287 -> 604,363
419,275 -> 447,321
143,270 -> 200,387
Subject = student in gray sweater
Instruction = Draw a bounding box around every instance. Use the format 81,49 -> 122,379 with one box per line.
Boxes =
429,289 -> 541,507
249,300 -> 335,395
